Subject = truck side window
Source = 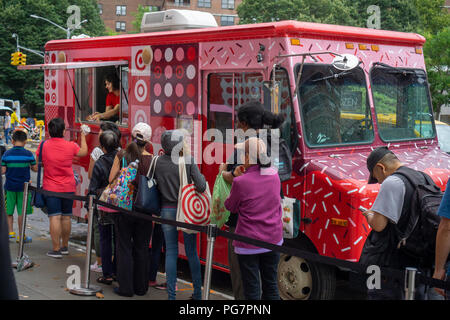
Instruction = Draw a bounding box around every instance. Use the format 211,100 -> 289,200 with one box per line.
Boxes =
75,65 -> 129,125
268,68 -> 297,153
207,72 -> 264,137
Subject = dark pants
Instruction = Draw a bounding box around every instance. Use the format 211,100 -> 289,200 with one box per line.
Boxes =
114,214 -> 153,296
237,251 -> 280,300
148,222 -> 164,282
98,223 -> 116,278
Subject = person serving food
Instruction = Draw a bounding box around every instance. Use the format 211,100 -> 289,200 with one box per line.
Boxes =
88,73 -> 120,122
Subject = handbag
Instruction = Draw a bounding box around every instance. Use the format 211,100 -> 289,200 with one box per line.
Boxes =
99,157 -> 138,210
32,140 -> 46,209
134,156 -> 161,216
176,156 -> 211,234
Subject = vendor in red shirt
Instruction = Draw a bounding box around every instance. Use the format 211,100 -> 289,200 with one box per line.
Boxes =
89,73 -> 120,122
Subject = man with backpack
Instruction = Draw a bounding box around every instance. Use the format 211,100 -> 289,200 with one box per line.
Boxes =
359,146 -> 443,300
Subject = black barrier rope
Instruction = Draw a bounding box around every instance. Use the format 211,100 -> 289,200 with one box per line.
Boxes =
29,185 -> 450,291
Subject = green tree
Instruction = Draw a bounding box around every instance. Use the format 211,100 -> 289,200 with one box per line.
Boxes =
0,0 -> 105,118
424,27 -> 450,114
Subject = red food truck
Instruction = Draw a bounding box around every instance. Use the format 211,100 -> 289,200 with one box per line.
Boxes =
20,10 -> 450,299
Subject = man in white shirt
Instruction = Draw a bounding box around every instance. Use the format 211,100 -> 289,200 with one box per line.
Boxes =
4,112 -> 11,145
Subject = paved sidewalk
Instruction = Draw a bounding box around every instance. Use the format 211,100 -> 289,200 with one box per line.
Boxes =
8,211 -> 232,301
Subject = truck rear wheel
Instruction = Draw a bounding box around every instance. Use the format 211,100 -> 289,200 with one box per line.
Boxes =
277,238 -> 336,300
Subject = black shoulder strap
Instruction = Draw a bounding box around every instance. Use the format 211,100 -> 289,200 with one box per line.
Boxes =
36,140 -> 45,189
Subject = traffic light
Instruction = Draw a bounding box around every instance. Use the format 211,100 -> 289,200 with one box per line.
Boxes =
20,53 -> 26,66
16,52 -> 23,65
10,52 -> 19,66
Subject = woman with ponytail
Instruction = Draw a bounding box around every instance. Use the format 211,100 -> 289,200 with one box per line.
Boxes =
218,100 -> 284,300
108,122 -> 154,297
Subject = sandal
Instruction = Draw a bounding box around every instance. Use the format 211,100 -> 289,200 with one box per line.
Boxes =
96,276 -> 113,285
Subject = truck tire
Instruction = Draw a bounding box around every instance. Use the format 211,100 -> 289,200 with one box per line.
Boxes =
277,237 -> 336,300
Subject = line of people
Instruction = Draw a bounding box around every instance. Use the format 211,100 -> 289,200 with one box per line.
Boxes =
3,102 -> 448,301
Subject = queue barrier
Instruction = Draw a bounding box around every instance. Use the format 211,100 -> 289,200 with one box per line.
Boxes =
23,183 -> 450,300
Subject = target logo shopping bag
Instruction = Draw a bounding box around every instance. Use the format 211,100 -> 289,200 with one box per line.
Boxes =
176,157 -> 211,234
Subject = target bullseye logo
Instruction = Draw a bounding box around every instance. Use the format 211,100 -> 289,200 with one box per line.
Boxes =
134,109 -> 147,124
135,79 -> 148,103
135,49 -> 146,71
51,93 -> 57,103
181,185 -> 210,225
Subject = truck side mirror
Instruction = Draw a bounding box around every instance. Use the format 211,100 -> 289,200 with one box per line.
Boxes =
332,54 -> 359,71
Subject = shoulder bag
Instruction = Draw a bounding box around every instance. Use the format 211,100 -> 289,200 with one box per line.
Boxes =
134,156 -> 161,216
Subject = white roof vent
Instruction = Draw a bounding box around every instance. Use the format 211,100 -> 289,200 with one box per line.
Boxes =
141,9 -> 218,33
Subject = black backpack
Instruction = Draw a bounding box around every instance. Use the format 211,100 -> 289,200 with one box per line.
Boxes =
393,167 -> 443,267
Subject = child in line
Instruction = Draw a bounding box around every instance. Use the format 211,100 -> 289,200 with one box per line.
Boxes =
2,130 -> 38,242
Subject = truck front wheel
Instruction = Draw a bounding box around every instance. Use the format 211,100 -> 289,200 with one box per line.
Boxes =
277,238 -> 336,300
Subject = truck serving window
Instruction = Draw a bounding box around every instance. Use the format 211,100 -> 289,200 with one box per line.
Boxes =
297,64 -> 373,147
75,65 -> 129,125
370,66 -> 435,141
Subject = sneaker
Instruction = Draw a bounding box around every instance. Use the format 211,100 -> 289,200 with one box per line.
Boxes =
155,282 -> 177,291
16,236 -> 32,243
46,250 -> 62,259
9,232 -> 16,239
90,261 -> 102,273
60,247 -> 69,255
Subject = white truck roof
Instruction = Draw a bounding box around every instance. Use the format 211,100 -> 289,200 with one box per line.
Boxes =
141,9 -> 218,33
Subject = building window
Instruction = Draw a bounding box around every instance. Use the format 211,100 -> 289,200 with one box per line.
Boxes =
115,21 -> 126,32
221,0 -> 234,9
174,0 -> 190,6
116,5 -> 127,16
98,4 -> 103,15
198,0 -> 211,8
221,15 -> 235,26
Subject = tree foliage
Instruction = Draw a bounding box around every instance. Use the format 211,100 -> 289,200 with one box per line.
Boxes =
0,0 -> 105,118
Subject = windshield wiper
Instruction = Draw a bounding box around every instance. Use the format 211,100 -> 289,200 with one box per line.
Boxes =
312,71 -> 351,82
373,62 -> 415,75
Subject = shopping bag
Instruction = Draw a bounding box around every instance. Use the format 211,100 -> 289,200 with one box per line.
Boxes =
134,156 -> 161,216
176,157 -> 211,234
281,196 -> 301,239
210,172 -> 231,228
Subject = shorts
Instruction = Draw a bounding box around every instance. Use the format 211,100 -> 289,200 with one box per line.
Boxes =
45,194 -> 74,217
5,190 -> 33,216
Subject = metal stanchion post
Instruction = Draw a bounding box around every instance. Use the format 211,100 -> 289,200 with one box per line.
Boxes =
70,195 -> 102,296
404,267 -> 417,300
202,224 -> 217,300
12,182 -> 33,270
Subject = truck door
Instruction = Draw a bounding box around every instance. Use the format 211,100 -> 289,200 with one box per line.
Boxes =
200,70 -> 265,270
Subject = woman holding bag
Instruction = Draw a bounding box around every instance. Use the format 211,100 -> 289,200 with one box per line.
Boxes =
108,122 -> 154,297
154,130 -> 206,300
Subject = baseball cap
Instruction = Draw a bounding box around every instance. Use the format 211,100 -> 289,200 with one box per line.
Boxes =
366,146 -> 394,184
132,122 -> 152,143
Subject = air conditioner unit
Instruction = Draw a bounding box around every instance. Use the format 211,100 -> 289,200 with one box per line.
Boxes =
141,9 -> 218,32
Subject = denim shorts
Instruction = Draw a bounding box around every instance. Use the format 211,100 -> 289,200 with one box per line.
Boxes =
45,194 -> 74,217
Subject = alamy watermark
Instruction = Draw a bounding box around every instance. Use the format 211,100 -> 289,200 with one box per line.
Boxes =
367,5 -> 381,29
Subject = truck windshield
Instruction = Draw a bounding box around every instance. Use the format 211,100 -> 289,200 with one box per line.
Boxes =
371,67 -> 435,141
297,64 -> 373,147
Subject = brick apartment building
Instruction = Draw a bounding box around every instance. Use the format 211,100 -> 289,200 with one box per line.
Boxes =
98,0 -> 243,33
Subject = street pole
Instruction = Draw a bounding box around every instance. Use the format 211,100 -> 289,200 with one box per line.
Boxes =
69,195 -> 102,296
202,224 -> 217,300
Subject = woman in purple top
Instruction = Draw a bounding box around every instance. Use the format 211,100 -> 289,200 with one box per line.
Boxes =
224,137 -> 283,300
